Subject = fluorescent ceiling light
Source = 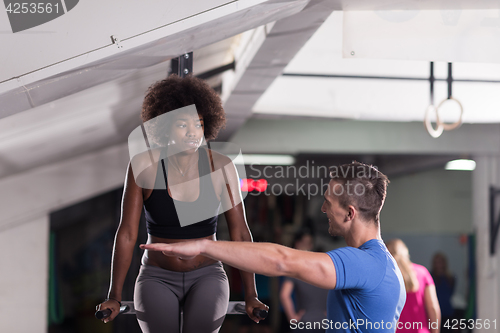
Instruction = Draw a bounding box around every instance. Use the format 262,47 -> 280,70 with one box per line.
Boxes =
445,159 -> 476,171
228,154 -> 295,165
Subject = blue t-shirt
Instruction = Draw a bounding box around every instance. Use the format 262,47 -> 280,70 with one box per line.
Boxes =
325,239 -> 406,333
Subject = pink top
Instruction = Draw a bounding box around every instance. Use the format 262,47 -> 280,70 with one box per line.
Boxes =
397,263 -> 435,333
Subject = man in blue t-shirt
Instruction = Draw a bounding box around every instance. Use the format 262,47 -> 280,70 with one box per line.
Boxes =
141,162 -> 406,331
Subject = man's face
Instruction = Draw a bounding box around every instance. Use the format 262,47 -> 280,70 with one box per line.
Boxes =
321,180 -> 348,236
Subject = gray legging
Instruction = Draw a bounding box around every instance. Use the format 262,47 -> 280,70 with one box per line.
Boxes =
134,261 -> 230,333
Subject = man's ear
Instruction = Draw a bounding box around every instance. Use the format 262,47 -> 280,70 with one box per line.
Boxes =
346,205 -> 356,222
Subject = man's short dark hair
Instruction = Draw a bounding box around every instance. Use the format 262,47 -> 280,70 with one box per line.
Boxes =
329,161 -> 389,224
141,74 -> 226,140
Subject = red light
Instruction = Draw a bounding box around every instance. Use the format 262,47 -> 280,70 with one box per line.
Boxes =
240,179 -> 255,192
254,179 -> 268,192
240,179 -> 267,192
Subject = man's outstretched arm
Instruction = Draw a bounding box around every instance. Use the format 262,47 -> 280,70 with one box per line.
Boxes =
140,240 -> 337,289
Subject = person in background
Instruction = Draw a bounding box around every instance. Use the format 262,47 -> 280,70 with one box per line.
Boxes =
431,253 -> 455,333
387,239 -> 441,333
280,230 -> 328,333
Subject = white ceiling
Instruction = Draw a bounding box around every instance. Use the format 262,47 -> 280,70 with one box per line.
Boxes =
253,11 -> 500,123
0,0 -> 311,179
2,0 -> 500,183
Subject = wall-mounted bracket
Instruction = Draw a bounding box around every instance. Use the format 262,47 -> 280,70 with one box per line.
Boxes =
170,52 -> 193,78
110,35 -> 122,49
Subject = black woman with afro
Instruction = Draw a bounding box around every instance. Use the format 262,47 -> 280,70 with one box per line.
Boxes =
96,75 -> 269,333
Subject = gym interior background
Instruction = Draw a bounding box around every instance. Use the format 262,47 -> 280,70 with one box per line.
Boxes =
1,1 -> 499,332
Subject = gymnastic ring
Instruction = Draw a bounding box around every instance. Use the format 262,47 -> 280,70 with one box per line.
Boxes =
436,96 -> 463,131
424,104 -> 444,138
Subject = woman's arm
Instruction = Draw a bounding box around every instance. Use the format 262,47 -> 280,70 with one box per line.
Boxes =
424,284 -> 441,333
99,162 -> 143,322
217,153 -> 267,322
280,279 -> 305,322
224,202 -> 259,293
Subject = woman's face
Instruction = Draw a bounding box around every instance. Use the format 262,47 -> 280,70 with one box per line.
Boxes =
167,113 -> 204,152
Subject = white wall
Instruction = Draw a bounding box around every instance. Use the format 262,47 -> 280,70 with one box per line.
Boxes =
0,144 -> 129,332
230,118 -> 500,155
0,215 -> 49,333
381,169 -> 472,234
473,155 -> 500,332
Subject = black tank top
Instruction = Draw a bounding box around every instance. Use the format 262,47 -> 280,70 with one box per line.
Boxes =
143,147 -> 221,239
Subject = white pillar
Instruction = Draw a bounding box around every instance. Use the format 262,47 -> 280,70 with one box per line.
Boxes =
472,155 -> 500,332
0,215 -> 50,333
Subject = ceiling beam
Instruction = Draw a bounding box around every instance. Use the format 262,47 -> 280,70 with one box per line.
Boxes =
218,0 -> 337,141
0,0 -> 308,121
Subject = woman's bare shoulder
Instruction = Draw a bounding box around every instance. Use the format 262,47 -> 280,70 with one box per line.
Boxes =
129,148 -> 163,188
204,148 -> 233,171
130,148 -> 162,169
